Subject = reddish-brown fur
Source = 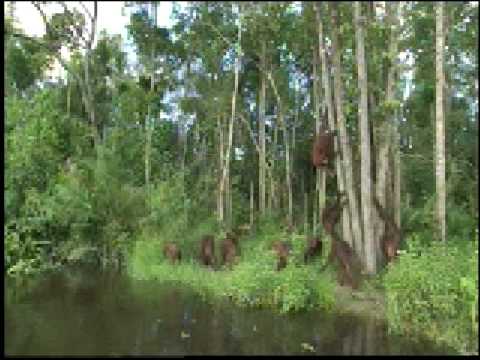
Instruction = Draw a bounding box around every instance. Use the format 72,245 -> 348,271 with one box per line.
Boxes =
312,131 -> 335,169
163,242 -> 181,264
321,192 -> 347,235
327,232 -> 361,289
304,236 -> 322,263
199,235 -> 215,268
272,241 -> 291,271
373,198 -> 401,264
321,192 -> 361,289
221,232 -> 239,268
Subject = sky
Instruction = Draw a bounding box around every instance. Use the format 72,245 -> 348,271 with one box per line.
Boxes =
9,1 -> 174,37
7,1 -> 175,79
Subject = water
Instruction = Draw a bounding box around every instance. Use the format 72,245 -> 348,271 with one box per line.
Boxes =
5,266 -> 456,356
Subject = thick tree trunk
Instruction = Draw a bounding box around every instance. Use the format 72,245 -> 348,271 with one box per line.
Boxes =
330,3 -> 363,258
435,1 -> 446,242
315,2 -> 352,246
355,2 -> 376,274
375,2 -> 400,266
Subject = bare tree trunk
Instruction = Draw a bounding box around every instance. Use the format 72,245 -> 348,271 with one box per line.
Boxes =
267,73 -> 293,228
435,1 -> 446,242
259,40 -> 267,216
313,40 -> 326,235
330,3 -> 363,257
181,114 -> 188,226
145,1 -> 157,209
271,121 -> 279,211
315,2 -> 352,246
219,4 -> 242,228
313,188 -> 318,236
286,127 -> 293,228
355,1 -> 376,274
304,190 -> 309,235
375,2 -> 400,265
82,3 -> 99,150
250,180 -> 254,227
218,114 -> 224,223
393,109 -> 401,229
67,73 -> 71,116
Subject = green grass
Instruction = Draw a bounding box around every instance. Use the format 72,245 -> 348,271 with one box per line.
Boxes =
127,224 -> 336,314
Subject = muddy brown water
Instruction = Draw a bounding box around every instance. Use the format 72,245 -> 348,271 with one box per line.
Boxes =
4,266 -> 456,356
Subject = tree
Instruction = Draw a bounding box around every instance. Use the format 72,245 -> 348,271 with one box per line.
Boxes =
354,2 -> 375,274
435,2 -> 446,242
314,2 -> 352,246
330,3 -> 364,259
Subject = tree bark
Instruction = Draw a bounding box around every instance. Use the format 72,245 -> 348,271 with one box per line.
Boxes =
330,3 -> 363,257
304,190 -> 309,235
313,40 -> 326,235
250,180 -> 254,227
219,3 -> 242,227
267,73 -> 293,228
259,40 -> 267,216
271,119 -> 279,211
375,2 -> 401,267
435,1 -> 446,242
315,2 -> 352,246
355,2 -> 376,274
145,1 -> 156,206
393,108 -> 401,229
217,114 -> 224,223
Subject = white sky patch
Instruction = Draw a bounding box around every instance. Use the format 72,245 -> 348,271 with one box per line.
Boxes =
9,1 -> 177,80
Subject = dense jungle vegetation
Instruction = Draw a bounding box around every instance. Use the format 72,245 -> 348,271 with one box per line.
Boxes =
4,1 -> 478,354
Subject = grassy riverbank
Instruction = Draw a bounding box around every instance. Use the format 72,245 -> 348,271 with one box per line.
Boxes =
127,222 -> 478,355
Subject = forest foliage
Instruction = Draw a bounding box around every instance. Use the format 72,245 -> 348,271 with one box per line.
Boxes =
4,1 -> 478,354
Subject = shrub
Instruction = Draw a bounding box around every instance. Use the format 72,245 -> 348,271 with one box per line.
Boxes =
384,236 -> 478,354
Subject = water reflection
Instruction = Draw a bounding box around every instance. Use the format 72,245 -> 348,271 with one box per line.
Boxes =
5,266 -> 455,356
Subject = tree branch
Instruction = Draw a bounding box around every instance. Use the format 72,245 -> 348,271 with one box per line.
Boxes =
78,1 -> 93,22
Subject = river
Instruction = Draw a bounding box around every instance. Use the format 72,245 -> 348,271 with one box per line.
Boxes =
4,265 -> 456,355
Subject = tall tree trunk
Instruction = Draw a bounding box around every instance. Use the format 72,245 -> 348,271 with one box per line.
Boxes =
82,2 -> 99,150
375,2 -> 399,265
271,121 -> 279,211
313,40 -> 326,235
285,121 -> 293,228
220,3 -> 242,228
474,13 -> 479,222
67,73 -> 71,116
145,1 -> 157,208
259,40 -> 267,216
355,2 -> 376,274
250,180 -> 254,227
393,108 -> 401,229
218,114 -> 224,223
315,2 -> 352,246
435,1 -> 446,242
267,73 -> 293,228
330,3 -> 363,258
304,190 -> 309,235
